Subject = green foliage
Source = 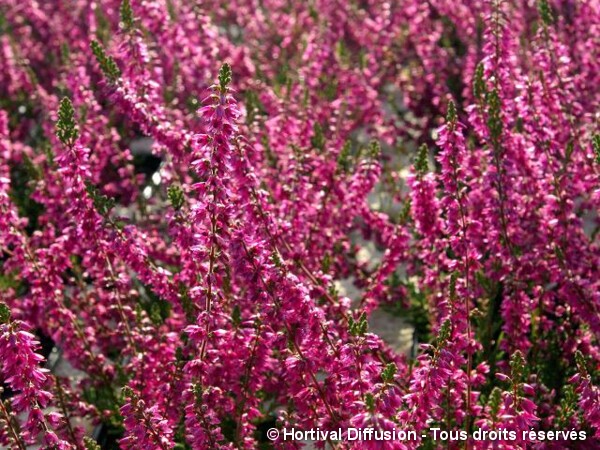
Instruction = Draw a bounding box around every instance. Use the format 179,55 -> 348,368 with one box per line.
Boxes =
448,272 -> 458,302
0,10 -> 8,35
398,199 -> 411,225
349,312 -> 368,337
83,437 -> 102,450
178,285 -> 196,323
365,392 -> 375,411
244,90 -> 266,124
93,4 -> 111,44
121,385 -> 134,399
56,97 -> 79,147
574,350 -> 588,376
536,331 -> 568,392
120,0 -> 135,31
487,387 -> 502,421
85,182 -> 115,216
556,384 -> 577,428
537,0 -> 554,26
0,271 -> 19,292
321,253 -> 332,273
446,99 -> 457,125
90,40 -> 121,82
414,144 -> 429,176
592,134 -> 600,165
261,135 -> 278,168
231,305 -> 242,328
271,250 -> 283,268
436,319 -> 452,347
0,302 -> 11,324
473,272 -> 504,373
337,141 -> 352,173
510,350 -> 526,390
366,140 -> 380,159
310,122 -> 325,151
9,156 -> 44,235
486,89 -> 503,141
473,63 -> 486,100
382,275 -> 430,343
60,43 -> 70,65
82,383 -> 122,421
381,363 -> 397,383
218,63 -> 232,92
167,184 -> 185,210
565,141 -> 574,160
138,282 -> 171,325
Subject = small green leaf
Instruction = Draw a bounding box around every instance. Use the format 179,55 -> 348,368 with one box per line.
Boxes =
0,303 -> 11,324
271,250 -> 283,268
85,181 -> 115,216
367,140 -> 380,159
311,122 -> 325,151
486,89 -> 503,140
231,305 -> 241,327
537,0 -> 554,26
414,144 -> 429,175
56,97 -> 78,147
90,40 -> 121,82
381,363 -> 397,383
436,319 -> 451,346
60,43 -> 71,65
167,184 -> 185,210
473,62 -> 486,100
191,383 -> 203,401
557,384 -> 577,427
337,141 -> 352,173
365,393 -> 375,411
84,437 -> 102,450
120,0 -> 135,31
510,350 -> 525,383
179,286 -> 196,323
446,99 -> 457,126
218,63 -> 232,92
449,272 -> 458,302
488,387 -> 502,420
399,199 -> 411,224
565,141 -> 574,160
574,350 -> 588,376
121,385 -> 134,399
350,312 -> 368,337
592,134 -> 600,165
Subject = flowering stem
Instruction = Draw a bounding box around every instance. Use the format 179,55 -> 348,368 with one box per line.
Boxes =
0,397 -> 27,450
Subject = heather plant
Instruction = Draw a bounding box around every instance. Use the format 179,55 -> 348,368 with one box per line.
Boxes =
0,0 -> 598,449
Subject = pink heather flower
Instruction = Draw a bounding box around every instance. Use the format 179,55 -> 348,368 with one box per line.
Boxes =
119,387 -> 175,450
0,304 -> 71,448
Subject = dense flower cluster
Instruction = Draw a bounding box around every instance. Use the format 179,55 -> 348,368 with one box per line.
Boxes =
0,0 -> 598,449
